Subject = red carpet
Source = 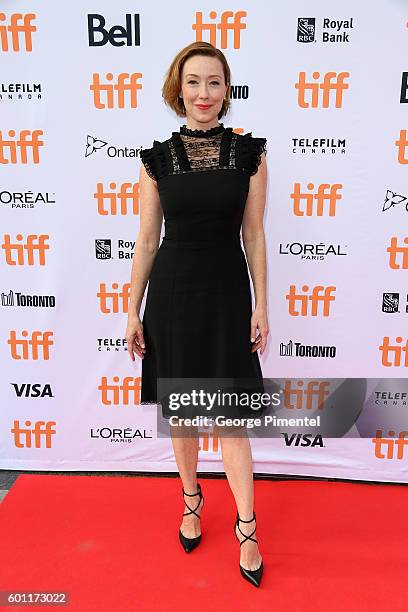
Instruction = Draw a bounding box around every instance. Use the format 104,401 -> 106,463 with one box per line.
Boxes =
0,474 -> 407,611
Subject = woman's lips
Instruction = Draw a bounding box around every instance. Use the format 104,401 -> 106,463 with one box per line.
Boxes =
196,104 -> 212,110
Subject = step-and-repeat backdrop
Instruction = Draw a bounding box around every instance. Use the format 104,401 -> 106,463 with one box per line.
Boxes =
1,1 -> 408,482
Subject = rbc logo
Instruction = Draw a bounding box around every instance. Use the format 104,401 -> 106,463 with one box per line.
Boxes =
87,14 -> 140,47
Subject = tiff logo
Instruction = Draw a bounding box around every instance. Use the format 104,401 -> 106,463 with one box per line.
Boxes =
387,236 -> 408,269
11,420 -> 56,448
0,130 -> 44,164
98,376 -> 141,405
192,11 -> 247,48
7,330 -> 54,360
295,71 -> 350,108
292,182 -> 343,216
94,182 -> 140,215
395,129 -> 408,164
1,234 -> 49,265
98,282 -> 131,313
373,430 -> 408,460
0,13 -> 36,52
283,380 -> 330,409
379,337 -> 408,367
90,73 -> 142,109
286,285 -> 336,316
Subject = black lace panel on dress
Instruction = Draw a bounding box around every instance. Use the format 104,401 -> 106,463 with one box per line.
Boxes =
139,126 -> 267,182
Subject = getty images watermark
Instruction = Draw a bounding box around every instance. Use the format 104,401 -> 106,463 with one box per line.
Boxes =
155,377 -> 408,440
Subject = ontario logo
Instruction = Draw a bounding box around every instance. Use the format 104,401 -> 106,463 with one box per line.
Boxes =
85,134 -> 140,159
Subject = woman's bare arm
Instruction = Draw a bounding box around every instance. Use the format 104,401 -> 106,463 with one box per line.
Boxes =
128,163 -> 163,319
241,153 -> 269,354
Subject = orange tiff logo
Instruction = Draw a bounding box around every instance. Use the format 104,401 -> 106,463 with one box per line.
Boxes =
379,337 -> 408,367
94,182 -> 140,215
395,129 -> 408,164
282,380 -> 330,409
286,285 -> 336,317
98,282 -> 131,313
7,330 -> 54,360
373,430 -> 408,460
0,13 -> 36,52
192,11 -> 246,48
387,236 -> 408,269
295,71 -> 350,108
0,130 -> 44,164
11,420 -> 56,448
2,234 -> 49,265
291,182 -> 343,216
90,73 -> 142,109
98,376 -> 141,405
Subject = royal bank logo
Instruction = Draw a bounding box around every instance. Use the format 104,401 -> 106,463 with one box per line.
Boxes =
95,239 -> 112,259
95,238 -> 135,260
297,18 -> 315,43
382,292 -> 408,314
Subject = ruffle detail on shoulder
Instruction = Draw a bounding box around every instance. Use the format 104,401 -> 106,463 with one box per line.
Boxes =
139,140 -> 165,181
237,132 -> 267,176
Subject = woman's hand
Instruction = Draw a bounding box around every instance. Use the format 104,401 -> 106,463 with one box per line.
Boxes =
250,306 -> 269,355
125,315 -> 146,361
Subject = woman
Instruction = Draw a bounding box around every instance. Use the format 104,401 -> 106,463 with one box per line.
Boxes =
125,41 -> 268,588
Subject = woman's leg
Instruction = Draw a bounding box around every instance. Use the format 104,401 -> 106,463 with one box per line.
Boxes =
218,427 -> 262,571
170,424 -> 203,538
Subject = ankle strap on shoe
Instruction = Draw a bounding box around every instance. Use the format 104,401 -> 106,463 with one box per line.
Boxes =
182,482 -> 201,497
237,511 -> 256,523
182,483 -> 203,518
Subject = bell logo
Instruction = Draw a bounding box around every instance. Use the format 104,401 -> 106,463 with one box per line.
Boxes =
90,73 -> 142,109
292,182 -> 343,216
94,182 -> 140,215
87,14 -> 140,47
98,376 -> 141,405
295,71 -> 350,108
387,236 -> 408,269
97,282 -> 131,313
2,234 -> 49,265
8,330 -> 54,360
192,11 -> 247,49
379,336 -> 408,367
0,130 -> 44,164
11,420 -> 56,448
0,13 -> 36,52
286,285 -> 336,317
283,380 -> 330,409
373,430 -> 408,460
395,129 -> 408,164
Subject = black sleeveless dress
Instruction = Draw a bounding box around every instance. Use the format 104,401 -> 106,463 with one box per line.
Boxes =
139,123 -> 267,415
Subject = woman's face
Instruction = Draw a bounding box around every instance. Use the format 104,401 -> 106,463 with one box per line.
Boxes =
180,55 -> 228,127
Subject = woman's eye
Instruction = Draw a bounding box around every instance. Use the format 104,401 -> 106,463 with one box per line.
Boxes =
187,80 -> 220,85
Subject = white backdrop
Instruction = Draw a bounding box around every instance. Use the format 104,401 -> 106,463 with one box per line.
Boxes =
1,0 -> 408,482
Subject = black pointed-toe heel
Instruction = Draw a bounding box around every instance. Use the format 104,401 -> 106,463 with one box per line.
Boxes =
179,482 -> 204,553
234,512 -> 264,587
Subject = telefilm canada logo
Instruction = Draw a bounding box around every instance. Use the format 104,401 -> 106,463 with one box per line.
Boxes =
85,135 -> 140,159
0,82 -> 42,102
297,17 -> 354,43
280,340 -> 337,358
292,137 -> 347,156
